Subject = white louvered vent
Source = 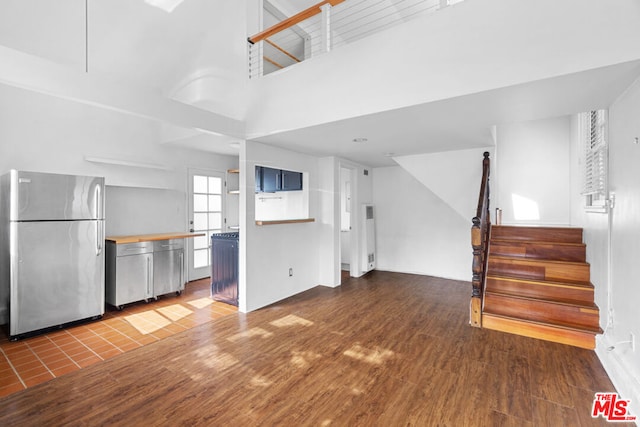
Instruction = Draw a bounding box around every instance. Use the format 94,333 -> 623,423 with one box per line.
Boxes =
581,110 -> 608,210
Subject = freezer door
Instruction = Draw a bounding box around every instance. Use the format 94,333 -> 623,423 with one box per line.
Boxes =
10,170 -> 104,221
10,220 -> 105,337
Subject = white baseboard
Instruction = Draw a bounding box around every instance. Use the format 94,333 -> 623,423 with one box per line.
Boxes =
596,335 -> 640,424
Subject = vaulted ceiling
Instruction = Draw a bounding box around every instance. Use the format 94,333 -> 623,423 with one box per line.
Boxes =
1,0 -> 640,166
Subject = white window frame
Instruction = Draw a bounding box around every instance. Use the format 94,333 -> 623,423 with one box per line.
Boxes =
581,109 -> 608,212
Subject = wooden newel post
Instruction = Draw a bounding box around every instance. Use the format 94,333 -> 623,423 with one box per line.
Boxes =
470,218 -> 483,327
470,151 -> 490,328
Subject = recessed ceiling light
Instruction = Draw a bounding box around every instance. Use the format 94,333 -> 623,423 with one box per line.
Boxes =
229,141 -> 240,148
383,152 -> 395,157
352,138 -> 368,143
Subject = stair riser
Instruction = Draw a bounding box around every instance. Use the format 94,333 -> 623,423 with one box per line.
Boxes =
484,294 -> 600,330
482,314 -> 595,350
485,277 -> 594,303
491,226 -> 583,244
487,259 -> 590,283
489,241 -> 586,263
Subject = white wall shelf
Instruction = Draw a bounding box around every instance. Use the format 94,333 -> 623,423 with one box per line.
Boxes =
85,156 -> 173,171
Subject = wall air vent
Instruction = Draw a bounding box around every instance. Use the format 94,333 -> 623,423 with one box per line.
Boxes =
361,204 -> 376,273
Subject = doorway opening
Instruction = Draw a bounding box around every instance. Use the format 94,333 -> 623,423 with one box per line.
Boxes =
340,167 -> 352,272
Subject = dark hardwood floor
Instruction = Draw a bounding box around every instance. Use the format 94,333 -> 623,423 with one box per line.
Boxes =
0,271 -> 626,426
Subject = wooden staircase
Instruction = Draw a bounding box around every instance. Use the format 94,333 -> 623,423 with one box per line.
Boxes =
481,225 -> 602,349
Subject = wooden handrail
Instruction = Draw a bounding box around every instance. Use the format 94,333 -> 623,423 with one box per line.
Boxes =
248,0 -> 345,44
265,39 -> 301,63
470,152 -> 491,328
264,56 -> 284,69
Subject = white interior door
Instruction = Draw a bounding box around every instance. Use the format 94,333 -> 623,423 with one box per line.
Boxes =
188,169 -> 225,281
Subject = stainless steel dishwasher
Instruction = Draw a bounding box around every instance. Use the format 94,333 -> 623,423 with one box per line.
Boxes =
153,239 -> 185,297
105,241 -> 154,310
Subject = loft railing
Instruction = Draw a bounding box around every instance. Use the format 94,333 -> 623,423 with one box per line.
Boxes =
470,152 -> 491,328
248,0 -> 465,78
248,0 -> 342,78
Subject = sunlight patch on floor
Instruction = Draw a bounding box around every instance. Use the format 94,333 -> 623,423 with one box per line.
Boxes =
157,304 -> 194,321
250,375 -> 274,388
187,297 -> 214,309
270,314 -> 314,328
290,350 -> 322,369
343,344 -> 394,365
124,310 -> 172,334
227,327 -> 274,342
350,387 -> 365,396
202,351 -> 239,372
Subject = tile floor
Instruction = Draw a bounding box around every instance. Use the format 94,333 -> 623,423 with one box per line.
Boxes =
0,279 -> 237,398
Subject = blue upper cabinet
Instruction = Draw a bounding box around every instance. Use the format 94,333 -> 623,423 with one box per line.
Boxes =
261,166 -> 280,192
281,169 -> 303,191
255,166 -> 303,193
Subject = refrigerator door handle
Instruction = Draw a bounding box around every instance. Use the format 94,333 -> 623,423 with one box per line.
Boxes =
94,184 -> 103,256
96,221 -> 103,256
94,183 -> 102,219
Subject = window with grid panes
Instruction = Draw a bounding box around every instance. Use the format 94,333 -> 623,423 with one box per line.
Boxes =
192,175 -> 223,269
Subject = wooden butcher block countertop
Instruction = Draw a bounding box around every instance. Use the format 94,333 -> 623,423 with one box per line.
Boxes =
105,232 -> 205,244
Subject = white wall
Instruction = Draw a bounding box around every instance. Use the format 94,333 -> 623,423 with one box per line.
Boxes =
254,185 -> 308,221
372,166 -> 470,281
105,187 -> 183,236
340,168 -> 351,231
591,76 -> 640,417
247,0 -> 640,137
317,156 -> 340,287
0,83 -> 239,235
394,147 -> 494,223
240,141 -> 320,312
496,117 -> 572,225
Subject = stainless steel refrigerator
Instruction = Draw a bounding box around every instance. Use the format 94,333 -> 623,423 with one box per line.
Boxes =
0,170 -> 105,339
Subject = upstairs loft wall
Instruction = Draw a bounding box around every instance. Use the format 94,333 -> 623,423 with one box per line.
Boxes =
247,0 -> 640,139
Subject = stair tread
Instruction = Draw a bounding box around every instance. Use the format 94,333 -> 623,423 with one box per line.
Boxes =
487,269 -> 591,284
482,311 -> 603,334
486,274 -> 594,289
490,225 -> 584,243
492,225 -> 583,230
490,238 -> 585,247
484,290 -> 598,309
489,255 -> 589,267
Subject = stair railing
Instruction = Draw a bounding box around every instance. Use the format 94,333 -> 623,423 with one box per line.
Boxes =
470,152 -> 491,328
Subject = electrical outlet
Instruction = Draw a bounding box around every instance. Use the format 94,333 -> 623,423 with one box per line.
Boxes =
631,333 -> 636,352
289,268 -> 293,277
